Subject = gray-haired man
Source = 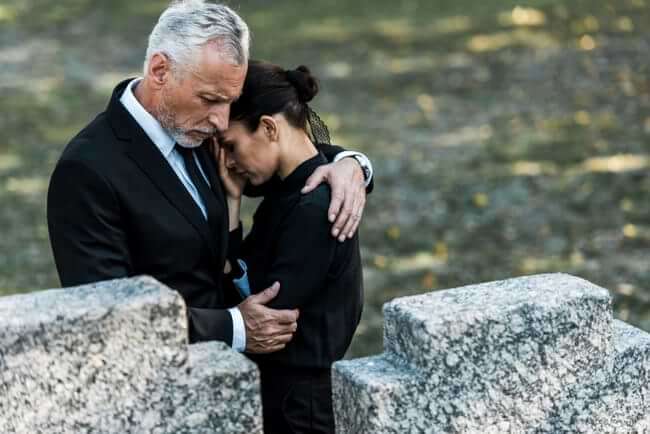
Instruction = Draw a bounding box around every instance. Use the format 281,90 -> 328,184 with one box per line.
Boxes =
47,0 -> 373,354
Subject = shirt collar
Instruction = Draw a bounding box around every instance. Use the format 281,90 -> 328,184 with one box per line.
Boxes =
119,78 -> 176,158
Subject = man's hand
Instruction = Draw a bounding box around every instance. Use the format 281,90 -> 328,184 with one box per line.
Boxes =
238,282 -> 299,353
301,157 -> 366,242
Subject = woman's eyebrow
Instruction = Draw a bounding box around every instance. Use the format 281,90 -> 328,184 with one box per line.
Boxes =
217,135 -> 234,147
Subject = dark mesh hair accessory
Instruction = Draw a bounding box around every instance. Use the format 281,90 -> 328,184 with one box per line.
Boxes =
286,65 -> 330,145
307,106 -> 331,145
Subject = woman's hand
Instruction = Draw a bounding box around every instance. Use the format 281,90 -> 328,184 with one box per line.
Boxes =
211,138 -> 246,199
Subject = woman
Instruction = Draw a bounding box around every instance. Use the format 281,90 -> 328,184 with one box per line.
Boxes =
215,60 -> 364,434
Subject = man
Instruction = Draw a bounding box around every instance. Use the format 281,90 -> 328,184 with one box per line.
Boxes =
47,0 -> 373,354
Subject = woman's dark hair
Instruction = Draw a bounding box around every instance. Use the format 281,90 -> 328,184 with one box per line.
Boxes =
230,60 -> 330,143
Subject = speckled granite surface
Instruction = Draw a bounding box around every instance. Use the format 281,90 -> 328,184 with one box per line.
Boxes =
0,276 -> 262,434
333,273 -> 650,433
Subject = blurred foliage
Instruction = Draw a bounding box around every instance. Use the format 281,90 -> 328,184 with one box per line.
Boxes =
1,0 -> 650,357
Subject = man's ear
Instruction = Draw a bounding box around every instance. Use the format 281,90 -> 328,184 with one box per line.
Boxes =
147,53 -> 173,88
259,115 -> 279,142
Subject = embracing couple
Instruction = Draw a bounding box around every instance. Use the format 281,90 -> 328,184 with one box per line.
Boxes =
47,1 -> 371,433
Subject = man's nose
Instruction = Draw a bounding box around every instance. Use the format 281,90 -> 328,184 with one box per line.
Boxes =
208,105 -> 230,132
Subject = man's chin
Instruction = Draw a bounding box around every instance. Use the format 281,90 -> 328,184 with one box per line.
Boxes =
173,134 -> 203,149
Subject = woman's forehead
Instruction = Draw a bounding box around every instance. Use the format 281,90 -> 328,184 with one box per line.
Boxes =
220,121 -> 248,141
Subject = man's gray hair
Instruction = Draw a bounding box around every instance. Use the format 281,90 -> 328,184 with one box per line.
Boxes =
144,0 -> 250,75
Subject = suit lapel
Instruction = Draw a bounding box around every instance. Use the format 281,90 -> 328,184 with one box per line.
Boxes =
106,80 -> 218,258
126,140 -> 218,257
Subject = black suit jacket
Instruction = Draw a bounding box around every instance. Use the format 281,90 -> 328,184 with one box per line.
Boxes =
48,79 -> 238,343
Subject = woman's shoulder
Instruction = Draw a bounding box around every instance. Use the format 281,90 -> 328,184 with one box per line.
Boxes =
295,183 -> 331,215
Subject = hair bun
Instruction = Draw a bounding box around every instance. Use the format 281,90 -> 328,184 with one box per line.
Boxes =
286,65 -> 319,103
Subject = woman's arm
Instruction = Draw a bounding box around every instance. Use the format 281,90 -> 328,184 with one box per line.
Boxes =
252,195 -> 340,310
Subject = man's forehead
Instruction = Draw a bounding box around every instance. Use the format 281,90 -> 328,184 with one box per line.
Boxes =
197,44 -> 247,75
191,57 -> 246,94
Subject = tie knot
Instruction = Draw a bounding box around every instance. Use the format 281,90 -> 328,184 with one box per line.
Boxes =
175,143 -> 193,158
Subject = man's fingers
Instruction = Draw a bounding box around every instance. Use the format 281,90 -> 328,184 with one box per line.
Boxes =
338,194 -> 359,241
328,191 -> 345,226
274,333 -> 293,345
348,208 -> 363,238
254,342 -> 289,354
341,204 -> 361,241
249,281 -> 280,305
246,327 -> 295,354
332,194 -> 354,240
270,308 -> 299,324
347,188 -> 366,238
301,166 -> 328,194
339,190 -> 366,241
258,329 -> 294,343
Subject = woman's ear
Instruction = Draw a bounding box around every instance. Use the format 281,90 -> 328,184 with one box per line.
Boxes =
259,115 -> 279,142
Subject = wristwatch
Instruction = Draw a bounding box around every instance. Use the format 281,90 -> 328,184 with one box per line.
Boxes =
351,154 -> 371,182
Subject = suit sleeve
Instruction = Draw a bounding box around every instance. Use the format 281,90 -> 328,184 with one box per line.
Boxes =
253,199 -> 337,310
47,159 -> 133,286
187,307 -> 234,344
317,143 -> 345,161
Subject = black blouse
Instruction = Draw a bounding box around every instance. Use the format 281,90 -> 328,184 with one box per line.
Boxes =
240,152 -> 364,369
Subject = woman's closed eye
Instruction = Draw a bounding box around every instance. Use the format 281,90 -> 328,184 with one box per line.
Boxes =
219,139 -> 236,154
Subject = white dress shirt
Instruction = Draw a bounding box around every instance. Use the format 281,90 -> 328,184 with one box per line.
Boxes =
120,78 -> 246,352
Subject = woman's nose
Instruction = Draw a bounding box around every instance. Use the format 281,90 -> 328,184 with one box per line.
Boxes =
225,153 -> 236,169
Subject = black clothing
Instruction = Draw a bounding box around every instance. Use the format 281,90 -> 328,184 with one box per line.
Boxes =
46,80 -> 355,346
259,364 -> 335,434
239,153 -> 363,433
243,152 -> 364,370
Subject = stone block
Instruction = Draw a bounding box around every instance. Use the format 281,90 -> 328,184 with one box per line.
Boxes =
333,273 -> 650,433
383,273 -> 612,378
0,276 -> 262,433
163,341 -> 262,434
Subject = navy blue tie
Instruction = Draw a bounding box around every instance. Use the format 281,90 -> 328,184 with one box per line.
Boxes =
176,145 -> 220,230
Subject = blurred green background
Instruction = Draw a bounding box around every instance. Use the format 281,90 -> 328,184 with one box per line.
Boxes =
1,0 -> 650,357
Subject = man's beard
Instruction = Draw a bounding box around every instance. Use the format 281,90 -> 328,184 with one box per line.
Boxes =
155,91 -> 215,149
